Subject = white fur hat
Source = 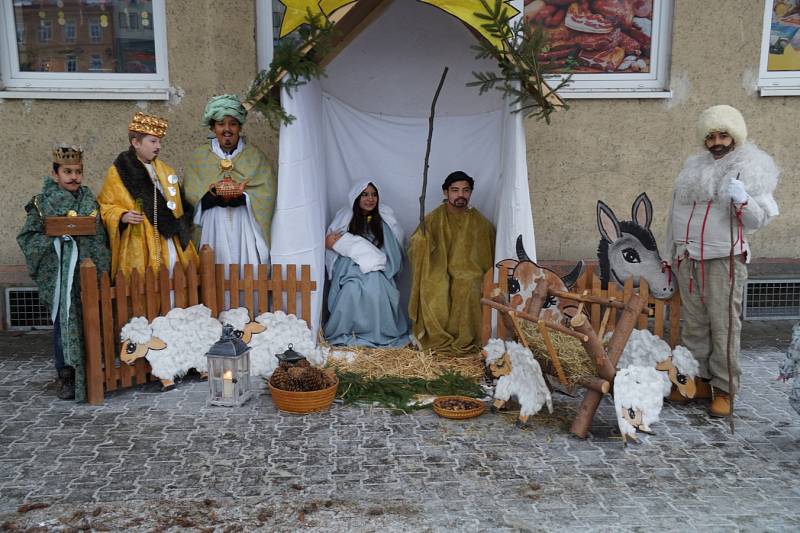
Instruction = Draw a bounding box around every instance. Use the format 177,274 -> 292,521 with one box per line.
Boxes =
697,105 -> 747,146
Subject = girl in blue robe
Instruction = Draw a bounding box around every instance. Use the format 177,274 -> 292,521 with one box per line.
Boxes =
324,181 -> 409,347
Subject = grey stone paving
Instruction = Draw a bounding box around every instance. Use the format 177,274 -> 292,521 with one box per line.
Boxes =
1,322 -> 799,532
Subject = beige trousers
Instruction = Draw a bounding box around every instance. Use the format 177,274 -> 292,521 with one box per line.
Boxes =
676,254 -> 747,394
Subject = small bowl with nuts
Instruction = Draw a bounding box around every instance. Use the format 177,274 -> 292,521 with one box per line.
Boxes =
432,396 -> 486,420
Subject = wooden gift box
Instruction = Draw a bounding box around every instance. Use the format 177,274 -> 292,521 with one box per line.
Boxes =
44,216 -> 96,236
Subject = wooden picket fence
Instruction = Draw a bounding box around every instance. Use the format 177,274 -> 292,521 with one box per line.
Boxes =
482,263 -> 680,346
79,245 -> 317,405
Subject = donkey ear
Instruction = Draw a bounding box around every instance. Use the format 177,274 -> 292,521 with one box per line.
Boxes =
597,201 -> 622,243
631,192 -> 653,229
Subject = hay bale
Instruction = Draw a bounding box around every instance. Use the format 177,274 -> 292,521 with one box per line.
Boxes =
519,322 -> 598,385
326,345 -> 484,381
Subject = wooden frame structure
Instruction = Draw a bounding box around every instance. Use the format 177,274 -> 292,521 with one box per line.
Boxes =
79,245 -> 317,405
481,264 -> 681,438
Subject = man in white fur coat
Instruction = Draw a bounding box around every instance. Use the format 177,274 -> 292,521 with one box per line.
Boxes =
664,104 -> 779,417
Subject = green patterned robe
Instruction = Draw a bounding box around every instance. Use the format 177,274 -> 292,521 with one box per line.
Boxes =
183,140 -> 277,247
17,178 -> 111,402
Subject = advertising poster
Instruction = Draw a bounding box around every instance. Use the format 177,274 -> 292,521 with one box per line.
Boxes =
525,0 -> 655,74
765,0 -> 800,71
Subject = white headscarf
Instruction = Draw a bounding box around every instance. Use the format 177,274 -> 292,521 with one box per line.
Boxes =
325,180 -> 404,277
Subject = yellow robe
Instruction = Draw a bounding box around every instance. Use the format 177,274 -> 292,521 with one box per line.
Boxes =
98,156 -> 198,277
408,204 -> 495,354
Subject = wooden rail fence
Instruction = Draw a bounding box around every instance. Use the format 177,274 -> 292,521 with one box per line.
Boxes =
482,263 -> 680,346
79,245 -> 317,405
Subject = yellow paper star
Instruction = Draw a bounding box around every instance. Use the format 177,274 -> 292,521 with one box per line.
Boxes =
278,0 -> 327,38
418,0 -> 520,48
319,0 -> 356,16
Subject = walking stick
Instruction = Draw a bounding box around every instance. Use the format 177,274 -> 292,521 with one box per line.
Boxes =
725,174 -> 740,434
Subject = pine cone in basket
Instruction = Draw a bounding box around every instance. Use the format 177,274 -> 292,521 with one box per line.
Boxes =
270,366 -> 293,391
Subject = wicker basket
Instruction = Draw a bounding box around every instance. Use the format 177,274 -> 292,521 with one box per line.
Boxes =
432,396 -> 486,420
213,176 -> 247,201
268,379 -> 338,414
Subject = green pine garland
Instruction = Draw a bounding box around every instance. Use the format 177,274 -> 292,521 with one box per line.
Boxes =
335,370 -> 485,413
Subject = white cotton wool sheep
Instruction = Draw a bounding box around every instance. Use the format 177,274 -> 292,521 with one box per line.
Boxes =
615,329 -> 700,399
483,339 -> 552,428
613,365 -> 664,447
216,309 -> 328,377
119,304 -> 222,390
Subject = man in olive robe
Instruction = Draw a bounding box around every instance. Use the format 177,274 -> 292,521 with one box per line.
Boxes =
408,171 -> 495,354
183,94 -> 277,268
17,145 -> 110,402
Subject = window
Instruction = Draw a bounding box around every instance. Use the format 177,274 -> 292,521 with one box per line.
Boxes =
89,18 -> 101,43
89,54 -> 102,71
0,0 -> 170,100
758,0 -> 800,96
536,0 -> 674,99
64,20 -> 76,43
38,20 -> 52,43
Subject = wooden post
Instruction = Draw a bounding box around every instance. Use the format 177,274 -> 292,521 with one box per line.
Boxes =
243,264 -> 254,319
524,278 -> 549,318
607,294 -> 644,367
186,259 -> 199,307
229,264 -> 240,309
79,259 -> 104,405
199,245 -> 217,316
481,270 -> 494,345
300,265 -> 313,324
577,376 -> 610,394
538,321 -> 567,386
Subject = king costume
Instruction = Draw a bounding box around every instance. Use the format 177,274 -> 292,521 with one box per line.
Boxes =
98,113 -> 198,276
323,181 -> 409,347
17,147 -> 110,402
183,95 -> 277,269
408,203 -> 495,355
664,105 -> 779,409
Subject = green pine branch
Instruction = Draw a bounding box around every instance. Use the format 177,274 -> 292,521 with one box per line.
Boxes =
469,0 -> 572,123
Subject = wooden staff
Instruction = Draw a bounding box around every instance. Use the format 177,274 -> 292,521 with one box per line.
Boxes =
418,66 -> 449,235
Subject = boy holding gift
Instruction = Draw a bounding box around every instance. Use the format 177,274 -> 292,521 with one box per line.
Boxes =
17,145 -> 110,401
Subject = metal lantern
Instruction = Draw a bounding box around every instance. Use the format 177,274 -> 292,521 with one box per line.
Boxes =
276,343 -> 306,365
207,324 -> 253,407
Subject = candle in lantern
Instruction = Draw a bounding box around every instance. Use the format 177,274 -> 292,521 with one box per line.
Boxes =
223,369 -> 234,398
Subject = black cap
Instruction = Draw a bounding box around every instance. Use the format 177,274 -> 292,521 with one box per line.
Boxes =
442,171 -> 474,191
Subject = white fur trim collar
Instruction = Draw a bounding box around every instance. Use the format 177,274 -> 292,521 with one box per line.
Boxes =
673,142 -> 779,204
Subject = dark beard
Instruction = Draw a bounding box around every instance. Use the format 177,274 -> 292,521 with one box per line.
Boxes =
708,141 -> 735,159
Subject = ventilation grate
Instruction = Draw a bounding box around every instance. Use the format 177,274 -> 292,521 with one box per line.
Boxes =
743,279 -> 800,320
4,287 -> 52,330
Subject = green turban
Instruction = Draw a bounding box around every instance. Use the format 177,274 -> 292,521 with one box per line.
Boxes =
202,94 -> 247,127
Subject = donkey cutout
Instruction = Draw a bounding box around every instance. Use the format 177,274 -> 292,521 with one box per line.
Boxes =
597,193 -> 675,300
496,235 -> 583,323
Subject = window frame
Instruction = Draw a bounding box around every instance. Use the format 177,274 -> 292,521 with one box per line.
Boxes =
543,0 -> 674,99
0,0 -> 170,100
758,0 -> 800,96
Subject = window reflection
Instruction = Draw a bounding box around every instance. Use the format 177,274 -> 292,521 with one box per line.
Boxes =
13,0 -> 157,74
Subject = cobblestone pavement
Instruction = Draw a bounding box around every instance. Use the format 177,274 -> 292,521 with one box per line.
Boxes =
1,322 -> 799,532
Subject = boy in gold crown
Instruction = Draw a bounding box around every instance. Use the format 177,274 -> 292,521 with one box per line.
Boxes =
99,112 -> 198,276
17,145 -> 110,401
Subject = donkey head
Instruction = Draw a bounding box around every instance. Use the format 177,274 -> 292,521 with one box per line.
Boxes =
496,235 -> 583,322
597,193 -> 675,300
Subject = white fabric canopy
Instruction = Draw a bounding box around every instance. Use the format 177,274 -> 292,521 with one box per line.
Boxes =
271,0 -> 535,333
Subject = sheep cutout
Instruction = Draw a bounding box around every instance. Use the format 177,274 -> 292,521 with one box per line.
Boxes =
615,329 -> 700,399
217,308 -> 327,377
482,338 -> 553,428
613,365 -> 664,447
119,304 -> 222,391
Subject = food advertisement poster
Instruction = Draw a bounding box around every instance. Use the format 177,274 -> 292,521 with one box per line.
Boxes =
765,0 -> 800,71
525,0 -> 655,74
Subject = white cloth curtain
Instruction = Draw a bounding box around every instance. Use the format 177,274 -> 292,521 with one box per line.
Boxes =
270,0 -> 534,334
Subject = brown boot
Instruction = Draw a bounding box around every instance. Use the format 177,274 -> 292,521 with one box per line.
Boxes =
667,378 -> 711,403
710,388 -> 733,417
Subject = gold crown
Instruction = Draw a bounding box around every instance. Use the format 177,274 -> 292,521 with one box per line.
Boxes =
128,112 -> 168,138
52,144 -> 83,165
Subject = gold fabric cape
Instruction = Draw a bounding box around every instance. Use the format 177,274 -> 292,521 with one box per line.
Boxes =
408,204 -> 495,354
99,157 -> 198,277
